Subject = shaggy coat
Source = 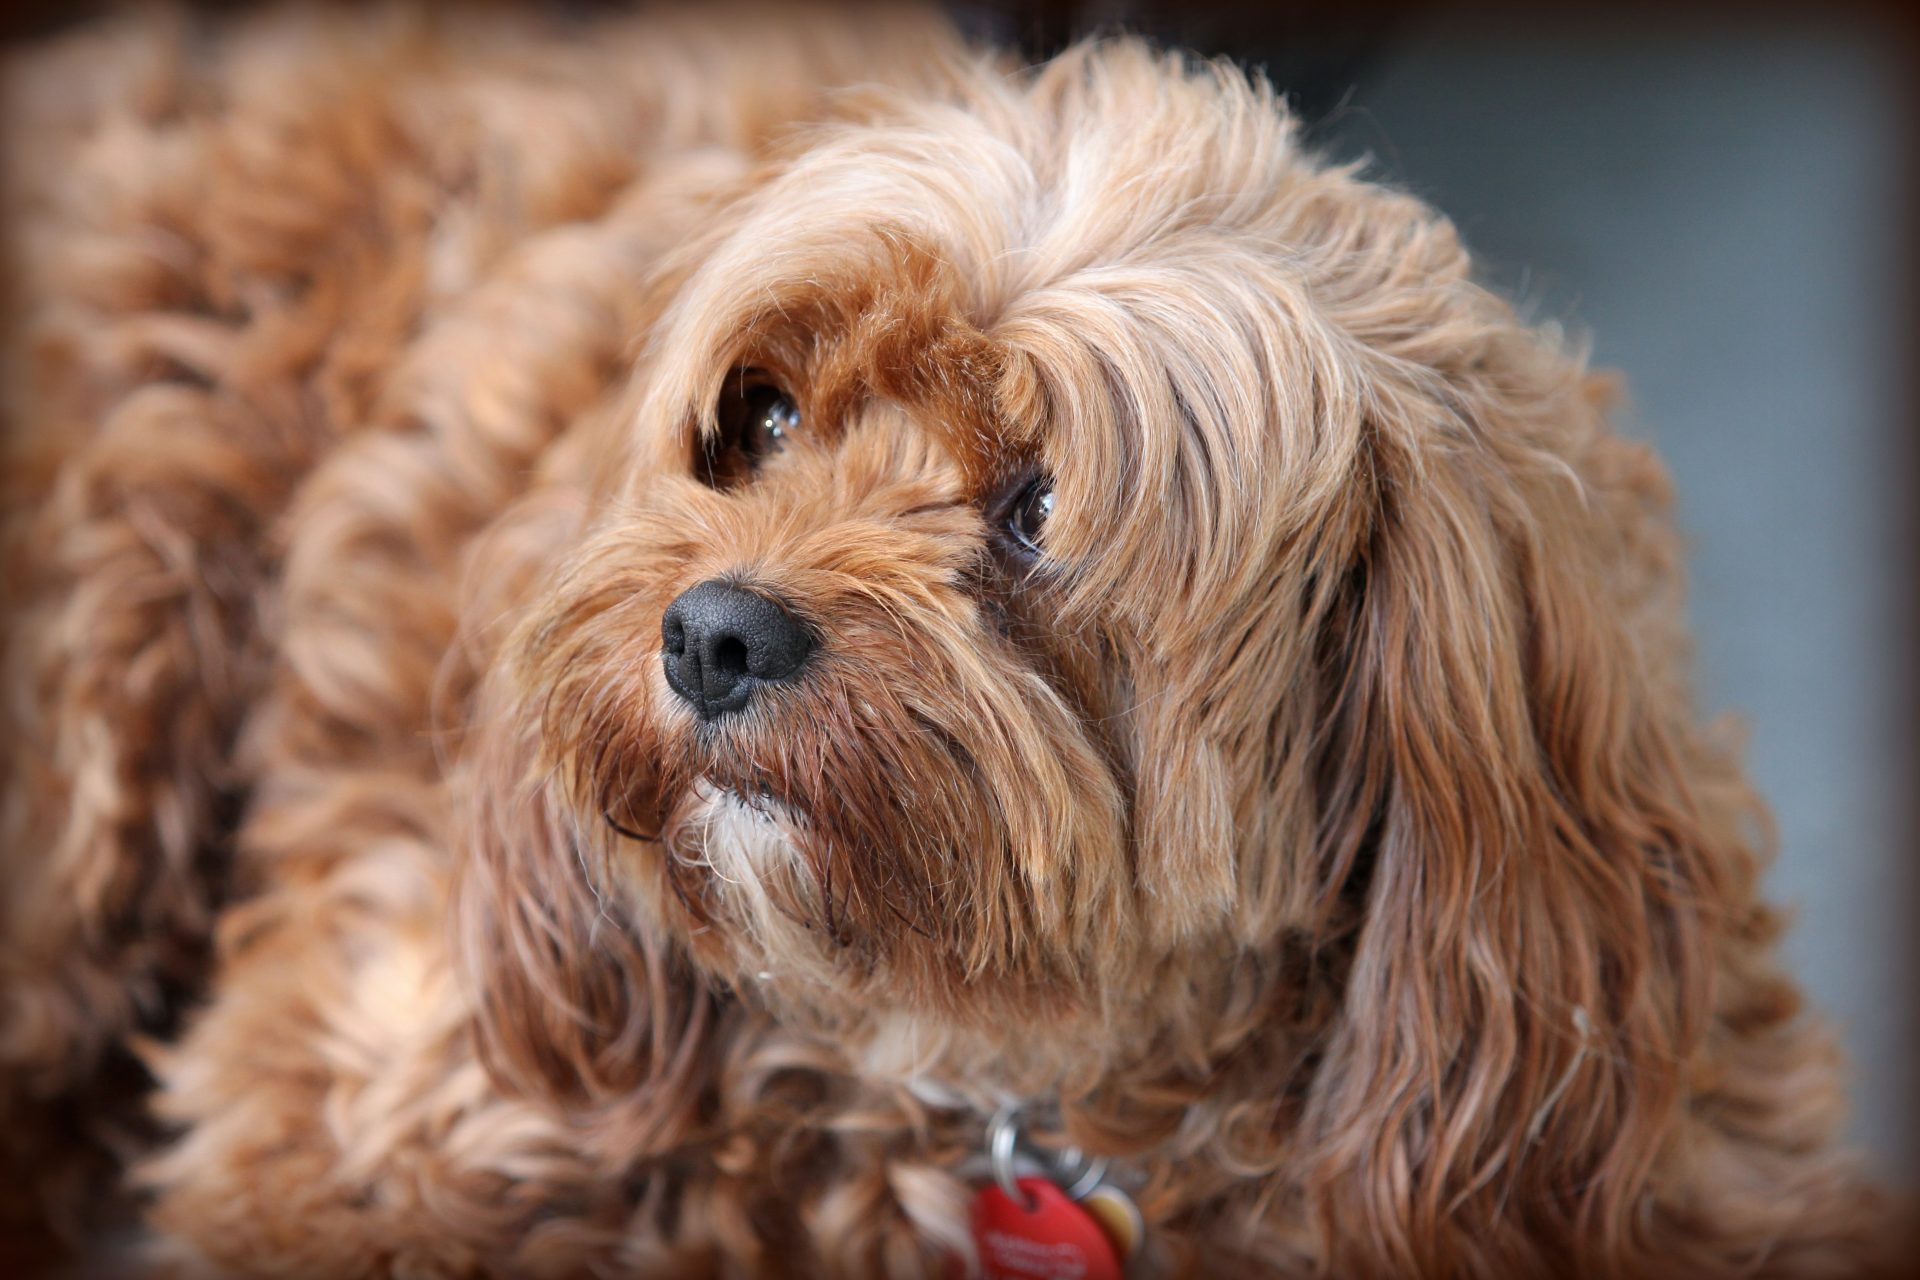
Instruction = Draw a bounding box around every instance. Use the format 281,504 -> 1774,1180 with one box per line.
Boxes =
0,4 -> 1892,1276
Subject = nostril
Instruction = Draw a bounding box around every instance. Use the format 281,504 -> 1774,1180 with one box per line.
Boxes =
710,635 -> 749,678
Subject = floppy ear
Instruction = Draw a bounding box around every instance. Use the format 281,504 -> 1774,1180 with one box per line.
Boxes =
449,498 -> 714,1147
1301,378 -> 1749,1273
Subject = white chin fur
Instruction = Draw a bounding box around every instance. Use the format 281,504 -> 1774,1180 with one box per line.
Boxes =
679,783 -> 842,987
684,782 -> 805,879
683,788 -> 989,1108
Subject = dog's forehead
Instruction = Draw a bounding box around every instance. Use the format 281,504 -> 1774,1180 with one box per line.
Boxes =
661,54 -> 1307,369
641,47 -> 1373,593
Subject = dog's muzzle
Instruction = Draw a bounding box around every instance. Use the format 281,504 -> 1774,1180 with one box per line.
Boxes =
661,579 -> 814,720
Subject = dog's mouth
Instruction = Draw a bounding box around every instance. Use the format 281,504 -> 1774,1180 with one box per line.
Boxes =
687,779 -> 800,840
650,774 -> 906,987
602,764 -> 799,857
623,704 -> 968,973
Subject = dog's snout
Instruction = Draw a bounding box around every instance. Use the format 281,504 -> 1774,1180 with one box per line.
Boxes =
661,579 -> 813,720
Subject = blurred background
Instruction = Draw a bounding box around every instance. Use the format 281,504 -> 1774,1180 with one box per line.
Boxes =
964,1 -> 1918,1179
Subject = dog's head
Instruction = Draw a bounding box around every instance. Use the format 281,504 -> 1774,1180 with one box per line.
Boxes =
458,38 -> 1733,1245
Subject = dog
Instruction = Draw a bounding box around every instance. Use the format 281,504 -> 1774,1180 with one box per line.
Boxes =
0,3 -> 1894,1275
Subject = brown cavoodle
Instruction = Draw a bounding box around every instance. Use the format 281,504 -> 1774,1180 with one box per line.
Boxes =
0,4 -> 1894,1276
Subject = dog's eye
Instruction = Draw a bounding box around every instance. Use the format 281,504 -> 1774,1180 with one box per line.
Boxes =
1003,475 -> 1054,554
700,371 -> 798,488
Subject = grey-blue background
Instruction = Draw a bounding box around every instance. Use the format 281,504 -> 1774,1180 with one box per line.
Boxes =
1323,13 -> 1912,1176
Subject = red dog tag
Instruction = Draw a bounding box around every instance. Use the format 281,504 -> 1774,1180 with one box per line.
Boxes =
966,1176 -> 1123,1280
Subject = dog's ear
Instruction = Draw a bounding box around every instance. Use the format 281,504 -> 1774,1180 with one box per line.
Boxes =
449,501 -> 714,1147
1301,377 -> 1750,1271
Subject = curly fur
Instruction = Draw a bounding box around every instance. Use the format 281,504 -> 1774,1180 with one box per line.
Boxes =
0,4 -> 1895,1276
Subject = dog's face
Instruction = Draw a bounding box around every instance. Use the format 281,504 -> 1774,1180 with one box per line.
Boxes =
511,46 -> 1385,1043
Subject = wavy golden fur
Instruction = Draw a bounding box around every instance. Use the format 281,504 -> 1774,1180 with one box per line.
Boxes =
0,3 -> 1896,1276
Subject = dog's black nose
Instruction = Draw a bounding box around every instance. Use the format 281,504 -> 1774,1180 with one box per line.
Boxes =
661,579 -> 813,720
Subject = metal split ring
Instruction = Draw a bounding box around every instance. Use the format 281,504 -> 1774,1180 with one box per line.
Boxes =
987,1103 -> 1109,1208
